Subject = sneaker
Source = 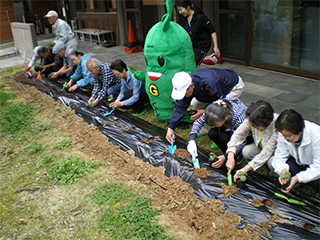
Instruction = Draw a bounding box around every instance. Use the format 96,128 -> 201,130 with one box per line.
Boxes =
132,108 -> 148,117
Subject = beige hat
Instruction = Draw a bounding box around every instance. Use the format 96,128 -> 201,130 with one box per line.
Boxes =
44,10 -> 58,18
171,71 -> 192,100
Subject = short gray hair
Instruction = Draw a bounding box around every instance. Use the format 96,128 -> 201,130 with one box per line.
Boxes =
88,57 -> 100,68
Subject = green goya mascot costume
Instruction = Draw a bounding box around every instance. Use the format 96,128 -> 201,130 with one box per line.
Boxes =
142,0 -> 197,122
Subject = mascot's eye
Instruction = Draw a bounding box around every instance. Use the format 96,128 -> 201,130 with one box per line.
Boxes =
158,56 -> 165,67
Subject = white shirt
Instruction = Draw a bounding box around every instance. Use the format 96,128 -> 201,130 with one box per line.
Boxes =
272,120 -> 320,183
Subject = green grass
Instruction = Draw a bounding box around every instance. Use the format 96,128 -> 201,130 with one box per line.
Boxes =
0,70 -> 179,239
49,155 -> 105,184
54,139 -> 72,149
0,102 -> 39,133
92,182 -> 178,240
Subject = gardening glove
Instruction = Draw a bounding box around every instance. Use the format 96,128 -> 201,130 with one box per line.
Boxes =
26,66 -> 31,71
187,140 -> 198,158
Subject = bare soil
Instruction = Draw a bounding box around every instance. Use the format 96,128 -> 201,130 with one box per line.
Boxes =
9,77 -> 265,239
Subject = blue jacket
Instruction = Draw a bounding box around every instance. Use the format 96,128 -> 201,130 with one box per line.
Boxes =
168,68 -> 239,129
70,54 -> 92,88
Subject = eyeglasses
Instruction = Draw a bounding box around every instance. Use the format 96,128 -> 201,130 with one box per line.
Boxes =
281,133 -> 295,140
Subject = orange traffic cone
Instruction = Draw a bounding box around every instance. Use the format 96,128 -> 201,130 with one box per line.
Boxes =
124,20 -> 143,53
127,20 -> 136,43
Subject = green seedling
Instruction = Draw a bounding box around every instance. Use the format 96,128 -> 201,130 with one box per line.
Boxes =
48,41 -> 54,47
107,95 -> 113,102
187,105 -> 193,112
88,102 -> 94,107
62,82 -> 69,91
209,152 -> 217,161
237,171 -> 247,181
280,171 -> 291,179
187,105 -> 197,116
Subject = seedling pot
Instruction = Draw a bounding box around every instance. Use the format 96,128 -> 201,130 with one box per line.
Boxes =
281,182 -> 290,191
208,157 -> 218,164
208,152 -> 218,164
236,179 -> 246,189
188,110 -> 197,116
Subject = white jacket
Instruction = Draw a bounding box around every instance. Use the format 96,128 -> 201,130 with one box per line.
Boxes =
272,121 -> 320,183
227,114 -> 278,170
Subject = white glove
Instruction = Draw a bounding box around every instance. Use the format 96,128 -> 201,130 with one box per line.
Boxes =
187,140 -> 198,158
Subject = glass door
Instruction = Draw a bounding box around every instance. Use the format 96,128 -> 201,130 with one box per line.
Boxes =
218,1 -> 246,61
251,0 -> 319,74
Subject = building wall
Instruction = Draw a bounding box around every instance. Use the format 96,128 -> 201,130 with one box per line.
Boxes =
0,0 -> 19,42
0,0 -> 48,42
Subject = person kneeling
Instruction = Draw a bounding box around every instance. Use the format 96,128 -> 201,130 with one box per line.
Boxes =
67,51 -> 94,92
109,59 -> 149,116
271,109 -> 320,194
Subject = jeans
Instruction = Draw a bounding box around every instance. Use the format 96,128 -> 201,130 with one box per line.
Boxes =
107,84 -> 121,100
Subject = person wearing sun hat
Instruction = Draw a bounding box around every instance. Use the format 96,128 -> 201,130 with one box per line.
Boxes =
49,42 -> 76,79
44,10 -> 78,50
165,68 -> 245,144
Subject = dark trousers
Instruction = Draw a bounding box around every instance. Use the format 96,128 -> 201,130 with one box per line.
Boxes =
208,126 -> 231,153
208,126 -> 254,154
286,157 -> 320,191
194,49 -> 207,67
35,58 -> 63,75
122,89 -> 149,113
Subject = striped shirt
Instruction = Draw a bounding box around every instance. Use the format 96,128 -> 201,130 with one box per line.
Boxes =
190,97 -> 247,155
91,62 -> 121,101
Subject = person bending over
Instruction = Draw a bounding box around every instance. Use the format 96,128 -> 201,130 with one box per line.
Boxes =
86,57 -> 121,107
165,68 -> 245,144
225,100 -> 278,181
67,51 -> 94,92
187,97 -> 249,168
50,42 -> 76,80
26,46 -> 63,80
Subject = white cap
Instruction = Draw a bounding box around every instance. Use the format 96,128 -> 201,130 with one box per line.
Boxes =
44,10 -> 58,18
52,41 -> 66,54
171,71 -> 192,100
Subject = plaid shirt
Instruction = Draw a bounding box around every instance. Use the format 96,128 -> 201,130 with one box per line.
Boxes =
190,97 -> 247,155
91,62 -> 121,101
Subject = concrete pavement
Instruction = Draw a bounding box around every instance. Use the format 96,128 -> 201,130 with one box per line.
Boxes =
1,33 -> 319,125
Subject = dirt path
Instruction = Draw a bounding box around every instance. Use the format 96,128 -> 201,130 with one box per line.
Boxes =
9,77 -> 262,239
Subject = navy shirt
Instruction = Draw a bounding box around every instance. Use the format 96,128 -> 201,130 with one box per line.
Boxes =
168,68 -> 239,130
